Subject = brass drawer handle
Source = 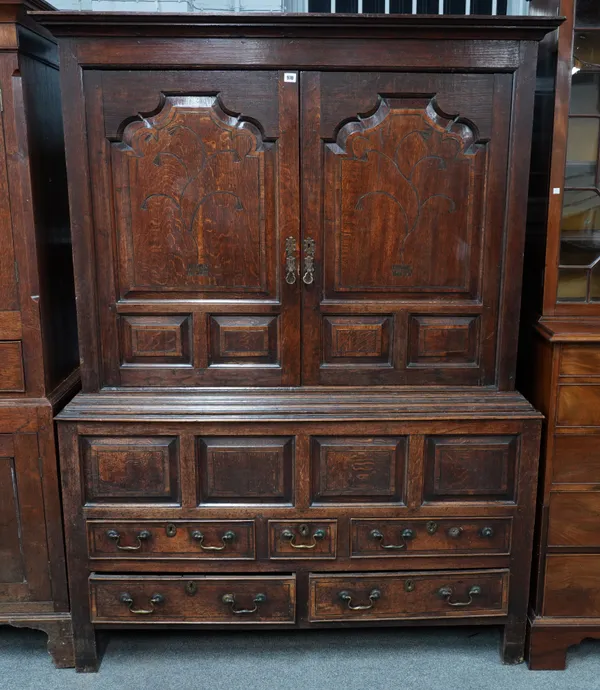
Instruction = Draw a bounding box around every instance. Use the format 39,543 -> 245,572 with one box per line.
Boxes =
281,526 -> 326,549
479,526 -> 494,538
222,592 -> 267,615
438,585 -> 482,607
119,592 -> 164,615
285,237 -> 297,285
369,528 -> 415,550
302,237 -> 316,285
447,526 -> 464,539
338,588 -> 381,611
191,529 -> 236,551
106,528 -> 151,551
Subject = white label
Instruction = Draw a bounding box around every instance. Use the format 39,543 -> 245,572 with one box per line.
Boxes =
284,73 -> 297,83
553,188 -> 561,195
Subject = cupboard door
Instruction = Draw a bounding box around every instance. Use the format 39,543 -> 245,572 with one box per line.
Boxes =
86,71 -> 300,388
300,72 -> 512,386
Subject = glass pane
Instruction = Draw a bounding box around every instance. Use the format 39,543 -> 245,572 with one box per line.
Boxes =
576,0 -> 600,28
574,32 -> 600,68
565,118 -> 599,187
308,0 -> 331,11
363,0 -> 385,11
472,0 -> 492,13
570,73 -> 600,115
390,0 -> 412,11
562,189 -> 600,233
336,0 -> 358,10
592,262 -> 600,300
417,0 -> 438,13
444,0 -> 465,13
558,268 -> 589,301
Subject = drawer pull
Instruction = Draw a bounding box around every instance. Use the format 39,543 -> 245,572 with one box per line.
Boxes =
221,592 -> 267,614
281,526 -> 326,549
369,528 -> 414,550
191,529 -> 236,551
447,526 -> 464,539
338,588 -> 381,611
437,585 -> 481,607
119,592 -> 164,615
479,526 -> 494,538
106,529 -> 151,551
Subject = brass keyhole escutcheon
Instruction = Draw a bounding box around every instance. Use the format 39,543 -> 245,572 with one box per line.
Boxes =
185,581 -> 197,596
166,523 -> 177,538
299,523 -> 310,537
404,579 -> 415,593
426,521 -> 438,535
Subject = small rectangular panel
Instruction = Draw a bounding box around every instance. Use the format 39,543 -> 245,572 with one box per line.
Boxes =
0,455 -> 24,582
322,316 -> 392,366
408,315 -> 479,366
560,344 -> 600,376
544,555 -> 600,617
197,437 -> 294,505
548,493 -> 600,547
557,386 -> 600,426
209,315 -> 279,365
311,437 -> 406,504
553,436 -> 600,484
87,520 -> 255,560
120,315 -> 191,365
0,342 -> 25,392
90,574 -> 296,624
0,312 -> 22,340
309,570 -> 508,622
423,436 -> 518,503
350,518 -> 511,557
82,437 -> 180,504
268,520 -> 337,559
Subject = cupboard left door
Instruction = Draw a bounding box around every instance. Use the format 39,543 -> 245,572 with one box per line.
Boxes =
79,70 -> 301,389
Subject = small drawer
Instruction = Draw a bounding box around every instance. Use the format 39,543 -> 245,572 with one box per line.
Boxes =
309,570 -> 508,622
544,555 -> 600,617
553,436 -> 600,484
548,493 -> 600,547
560,345 -> 600,377
350,518 -> 511,557
87,520 -> 255,560
268,520 -> 337,559
90,574 -> 296,623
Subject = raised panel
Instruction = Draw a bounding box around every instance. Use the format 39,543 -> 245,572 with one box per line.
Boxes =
0,342 -> 25,392
0,312 -> 22,340
0,453 -> 24,582
408,315 -> 479,366
423,436 -> 518,503
197,437 -> 294,505
82,437 -> 180,504
120,315 -> 191,365
323,316 -> 392,366
311,437 -> 406,504
209,315 -> 278,365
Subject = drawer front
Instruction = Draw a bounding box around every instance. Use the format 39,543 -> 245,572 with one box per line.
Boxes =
557,386 -> 600,427
87,520 -> 255,560
350,518 -> 511,557
553,435 -> 600,484
90,574 -> 296,623
548,493 -> 600,547
309,570 -> 508,622
560,345 -> 600,377
544,555 -> 600,617
268,520 -> 337,559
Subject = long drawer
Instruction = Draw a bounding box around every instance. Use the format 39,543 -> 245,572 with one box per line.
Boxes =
309,569 -> 508,622
90,574 -> 296,623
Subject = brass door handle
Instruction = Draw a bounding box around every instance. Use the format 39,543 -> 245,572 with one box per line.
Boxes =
191,529 -> 236,551
338,588 -> 381,611
369,528 -> 415,550
302,237 -> 316,284
119,592 -> 164,615
222,592 -> 267,614
438,585 -> 481,607
281,526 -> 326,549
106,528 -> 151,551
285,236 -> 297,285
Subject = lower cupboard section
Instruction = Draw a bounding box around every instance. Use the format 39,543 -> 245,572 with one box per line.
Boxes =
89,569 -> 509,625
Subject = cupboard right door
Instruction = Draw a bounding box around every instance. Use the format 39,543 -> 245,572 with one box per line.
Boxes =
300,71 -> 513,386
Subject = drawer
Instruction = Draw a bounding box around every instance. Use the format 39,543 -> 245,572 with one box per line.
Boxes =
544,555 -> 600,617
309,570 -> 508,622
269,520 -> 337,559
548,493 -> 600,547
557,386 -> 600,427
350,518 -> 511,557
553,436 -> 600,484
87,520 -> 255,560
560,345 -> 600,377
90,574 -> 296,623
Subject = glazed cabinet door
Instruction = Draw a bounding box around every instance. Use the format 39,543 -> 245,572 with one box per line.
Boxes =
300,72 -> 512,386
84,70 -> 300,388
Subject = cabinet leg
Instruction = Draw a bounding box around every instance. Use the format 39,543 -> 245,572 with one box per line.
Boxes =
3,614 -> 75,668
527,626 -> 570,671
72,621 -> 99,673
501,620 -> 527,664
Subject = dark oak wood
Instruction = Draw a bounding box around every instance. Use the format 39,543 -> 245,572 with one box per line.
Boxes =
0,1 -> 78,668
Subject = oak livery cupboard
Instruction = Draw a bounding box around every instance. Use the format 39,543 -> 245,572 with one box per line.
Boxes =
34,11 -> 559,671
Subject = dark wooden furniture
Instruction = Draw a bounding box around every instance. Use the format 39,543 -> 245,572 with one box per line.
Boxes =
523,0 -> 600,670
0,0 -> 78,668
35,11 -> 559,671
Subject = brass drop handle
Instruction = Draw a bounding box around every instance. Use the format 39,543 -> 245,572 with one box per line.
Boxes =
281,526 -> 326,549
222,592 -> 267,615
480,526 -> 494,538
369,528 -> 415,550
119,592 -> 164,615
338,588 -> 381,611
438,585 -> 481,607
107,528 -> 151,551
302,238 -> 316,285
447,526 -> 464,539
285,236 -> 297,285
191,529 -> 236,551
